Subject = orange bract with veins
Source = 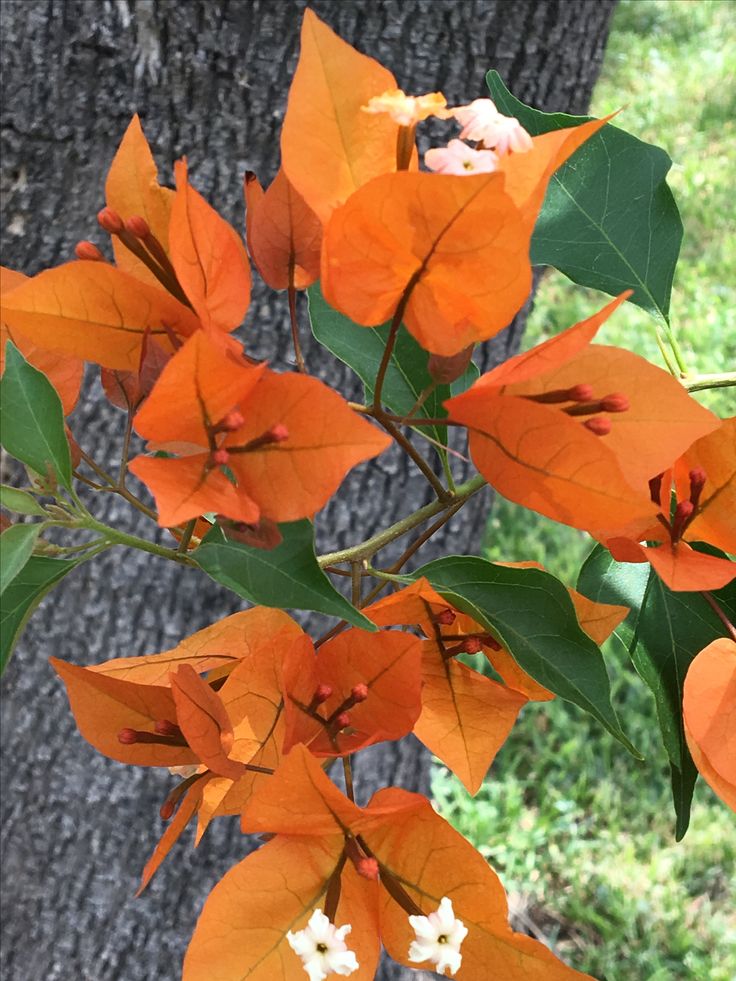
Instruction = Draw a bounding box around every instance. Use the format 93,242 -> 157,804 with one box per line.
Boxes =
447,296 -> 719,538
0,260 -> 199,371
105,113 -> 174,286
0,267 -> 83,415
280,8 -> 398,226
222,371 -> 392,522
683,639 -> 736,812
244,168 -> 322,290
321,116 -> 609,357
674,416 -> 736,555
169,159 -> 252,333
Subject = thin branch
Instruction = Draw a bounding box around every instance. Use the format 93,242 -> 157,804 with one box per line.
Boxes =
702,591 -> 736,642
684,372 -> 736,393
378,414 -> 450,500
287,262 -> 307,373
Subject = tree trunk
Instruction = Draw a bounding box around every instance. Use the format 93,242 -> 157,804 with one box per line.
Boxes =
0,1 -> 615,978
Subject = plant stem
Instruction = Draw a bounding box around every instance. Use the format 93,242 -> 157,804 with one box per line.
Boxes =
684,372 -> 736,393
317,474 -> 485,569
177,518 -> 197,554
701,591 -> 736,642
118,412 -> 134,487
377,414 -> 450,500
343,756 -> 355,802
287,263 -> 307,373
78,448 -> 157,520
80,515 -> 197,567
351,561 -> 363,607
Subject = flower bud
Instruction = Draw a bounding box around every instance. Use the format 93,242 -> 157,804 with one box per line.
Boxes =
600,393 -> 630,413
124,215 -> 150,239
583,416 -> 611,436
212,448 -> 230,466
97,207 -> 124,234
356,857 -> 380,880
74,240 -> 105,261
314,683 -> 333,704
117,727 -> 138,745
350,683 -> 369,703
334,711 -> 351,730
434,608 -> 456,626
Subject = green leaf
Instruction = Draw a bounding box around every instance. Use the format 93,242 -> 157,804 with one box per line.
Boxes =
0,485 -> 47,516
0,555 -> 79,674
413,554 -> 638,756
487,71 -> 683,323
0,341 -> 72,489
0,523 -> 42,593
308,283 -> 478,453
577,543 -> 736,838
194,520 -> 377,632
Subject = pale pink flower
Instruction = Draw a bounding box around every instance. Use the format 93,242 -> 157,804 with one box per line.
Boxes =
286,909 -> 359,981
452,98 -> 533,155
362,88 -> 448,126
408,896 -> 468,976
424,139 -> 498,176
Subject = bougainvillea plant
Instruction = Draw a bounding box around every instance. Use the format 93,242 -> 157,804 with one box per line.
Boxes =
1,10 -> 734,980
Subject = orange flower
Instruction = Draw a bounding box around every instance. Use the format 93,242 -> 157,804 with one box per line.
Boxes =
362,88 -> 448,126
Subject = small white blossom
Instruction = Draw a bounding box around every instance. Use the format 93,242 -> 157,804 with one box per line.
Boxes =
408,896 -> 468,976
452,98 -> 533,155
286,908 -> 359,981
424,139 -> 498,176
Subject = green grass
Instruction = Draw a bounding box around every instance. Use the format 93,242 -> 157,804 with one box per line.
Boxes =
435,3 -> 736,978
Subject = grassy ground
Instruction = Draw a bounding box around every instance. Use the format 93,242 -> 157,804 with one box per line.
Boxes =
435,2 -> 736,978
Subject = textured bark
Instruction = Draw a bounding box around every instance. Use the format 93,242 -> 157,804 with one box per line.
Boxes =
0,1 -> 615,978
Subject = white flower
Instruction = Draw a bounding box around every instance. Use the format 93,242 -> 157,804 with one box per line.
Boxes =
287,908 -> 359,981
452,98 -> 533,155
408,896 -> 468,976
424,139 -> 498,176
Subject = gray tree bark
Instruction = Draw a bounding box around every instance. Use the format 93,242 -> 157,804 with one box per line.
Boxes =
0,2 -> 615,979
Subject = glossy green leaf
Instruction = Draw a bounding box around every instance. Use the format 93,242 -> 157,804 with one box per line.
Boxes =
194,520 -> 376,631
0,485 -> 47,516
0,523 -> 42,593
577,543 -> 736,838
0,341 -> 73,489
308,283 -> 478,451
0,555 -> 79,674
487,71 -> 682,323
413,554 -> 638,756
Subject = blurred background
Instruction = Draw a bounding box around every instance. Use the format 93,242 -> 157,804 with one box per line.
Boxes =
437,2 -> 736,978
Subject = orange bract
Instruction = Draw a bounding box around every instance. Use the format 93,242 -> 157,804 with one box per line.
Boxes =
281,8 -> 398,225
683,639 -> 736,812
322,170 -> 532,357
133,330 -> 264,445
281,629 -> 423,757
0,260 -> 199,370
414,644 -> 527,794
105,114 -> 174,286
169,159 -> 252,333
50,657 -> 198,768
674,416 -> 736,555
223,371 -> 392,522
367,789 -> 592,979
446,296 -> 719,538
1,266 -> 84,415
244,168 -> 322,290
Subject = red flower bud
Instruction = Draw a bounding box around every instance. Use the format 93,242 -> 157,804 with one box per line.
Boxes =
356,857 -> 380,881
672,500 -> 695,542
583,416 -> 611,436
222,409 -> 245,432
350,683 -> 369,703
154,719 -> 179,737
434,608 -> 456,625
334,711 -> 351,730
688,467 -> 707,508
269,424 -> 289,443
117,727 -> 138,745
213,448 -> 230,466
97,207 -> 124,234
463,637 -> 483,655
314,683 -> 333,704
124,215 -> 150,239
567,383 -> 595,402
600,393 -> 630,413
74,240 -> 105,261
159,800 -> 175,821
